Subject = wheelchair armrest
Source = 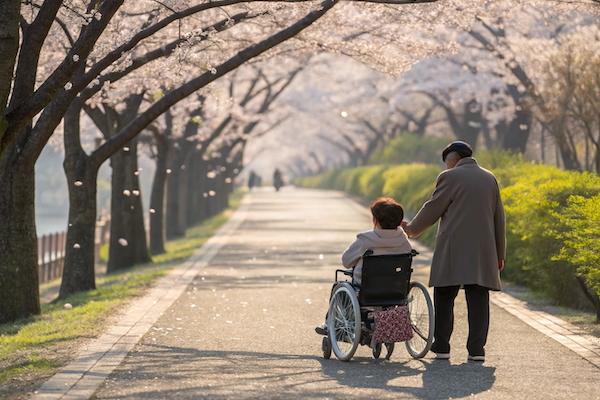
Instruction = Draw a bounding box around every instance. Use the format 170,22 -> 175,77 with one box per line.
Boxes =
335,269 -> 353,281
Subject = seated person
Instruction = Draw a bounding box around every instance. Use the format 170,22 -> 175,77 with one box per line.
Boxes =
315,197 -> 412,335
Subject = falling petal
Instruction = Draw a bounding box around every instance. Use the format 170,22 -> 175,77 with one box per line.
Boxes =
123,190 -> 131,196
118,238 -> 128,246
74,181 -> 83,187
64,303 -> 73,310
149,208 -> 156,214
318,254 -> 324,260
73,243 -> 80,249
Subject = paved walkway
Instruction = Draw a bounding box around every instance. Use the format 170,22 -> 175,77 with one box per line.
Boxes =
38,188 -> 600,399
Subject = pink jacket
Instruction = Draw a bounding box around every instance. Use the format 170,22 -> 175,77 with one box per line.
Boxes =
342,228 -> 412,284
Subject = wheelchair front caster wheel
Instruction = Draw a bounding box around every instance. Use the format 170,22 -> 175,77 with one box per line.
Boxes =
385,343 -> 395,360
372,343 -> 382,359
322,337 -> 332,359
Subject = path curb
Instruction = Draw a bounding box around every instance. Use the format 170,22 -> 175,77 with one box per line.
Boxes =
31,198 -> 250,400
491,292 -> 600,368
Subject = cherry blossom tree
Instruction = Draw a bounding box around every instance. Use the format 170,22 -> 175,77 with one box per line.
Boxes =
4,0 -> 452,321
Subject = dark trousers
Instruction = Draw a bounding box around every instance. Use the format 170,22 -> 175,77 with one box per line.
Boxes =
431,284 -> 489,356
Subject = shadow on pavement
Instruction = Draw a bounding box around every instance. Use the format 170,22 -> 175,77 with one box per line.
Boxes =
95,343 -> 495,400
320,357 -> 496,399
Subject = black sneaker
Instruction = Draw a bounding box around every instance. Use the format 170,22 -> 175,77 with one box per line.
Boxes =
433,352 -> 450,360
315,324 -> 328,335
468,355 -> 485,362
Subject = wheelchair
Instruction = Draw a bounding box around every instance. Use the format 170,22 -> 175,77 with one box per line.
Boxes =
322,250 -> 434,361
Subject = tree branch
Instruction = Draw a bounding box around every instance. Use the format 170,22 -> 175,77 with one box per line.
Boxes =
90,0 -> 342,166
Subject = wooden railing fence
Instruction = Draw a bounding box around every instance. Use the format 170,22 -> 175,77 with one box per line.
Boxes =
37,216 -> 111,284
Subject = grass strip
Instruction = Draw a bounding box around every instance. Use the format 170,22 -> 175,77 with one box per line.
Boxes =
0,191 -> 244,399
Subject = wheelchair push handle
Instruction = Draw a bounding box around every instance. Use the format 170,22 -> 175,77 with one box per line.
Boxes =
362,249 -> 420,257
335,269 -> 353,281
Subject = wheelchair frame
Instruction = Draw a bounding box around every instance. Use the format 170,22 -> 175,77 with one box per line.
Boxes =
322,250 -> 434,361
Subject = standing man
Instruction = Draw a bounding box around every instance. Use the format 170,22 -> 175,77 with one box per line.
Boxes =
402,141 -> 505,362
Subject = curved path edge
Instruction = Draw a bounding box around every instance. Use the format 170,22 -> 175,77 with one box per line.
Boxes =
30,197 -> 250,400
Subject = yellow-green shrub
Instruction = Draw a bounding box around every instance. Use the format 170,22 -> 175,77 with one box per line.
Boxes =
357,165 -> 389,199
555,194 -> 600,303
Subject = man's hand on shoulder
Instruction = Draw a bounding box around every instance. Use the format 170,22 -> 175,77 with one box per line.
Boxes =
401,220 -> 412,237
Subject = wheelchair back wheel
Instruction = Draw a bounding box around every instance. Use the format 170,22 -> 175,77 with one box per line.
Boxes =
327,283 -> 361,361
405,281 -> 434,359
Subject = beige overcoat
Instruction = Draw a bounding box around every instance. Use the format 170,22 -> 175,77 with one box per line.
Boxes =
406,157 -> 505,290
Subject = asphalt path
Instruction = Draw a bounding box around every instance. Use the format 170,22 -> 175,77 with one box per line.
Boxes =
93,188 -> 600,399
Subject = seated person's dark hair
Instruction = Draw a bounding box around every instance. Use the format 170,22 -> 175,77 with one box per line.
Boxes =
370,197 -> 404,229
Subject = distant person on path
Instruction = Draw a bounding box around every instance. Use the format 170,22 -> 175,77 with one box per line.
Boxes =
273,168 -> 284,192
248,171 -> 258,191
402,141 -> 506,362
315,197 -> 412,335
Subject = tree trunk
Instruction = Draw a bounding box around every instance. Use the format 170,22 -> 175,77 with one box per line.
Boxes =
60,157 -> 98,298
550,119 -> 581,170
193,161 -> 209,223
496,114 -> 532,153
166,155 -> 185,239
459,100 -> 482,148
186,155 -> 200,225
557,140 -> 581,170
593,141 -> 600,174
497,87 -> 532,153
0,159 -> 40,323
576,276 -> 600,323
107,139 -> 150,273
0,3 -> 40,323
60,104 -> 99,298
149,135 -> 168,255
0,0 -> 19,129
177,163 -> 190,233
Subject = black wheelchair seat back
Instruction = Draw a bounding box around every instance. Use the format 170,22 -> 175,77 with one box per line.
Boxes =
358,250 -> 417,307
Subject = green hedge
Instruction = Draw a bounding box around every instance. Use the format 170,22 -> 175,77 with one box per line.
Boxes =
296,155 -> 600,312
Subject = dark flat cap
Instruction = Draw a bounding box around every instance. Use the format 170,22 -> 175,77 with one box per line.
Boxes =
442,141 -> 473,162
